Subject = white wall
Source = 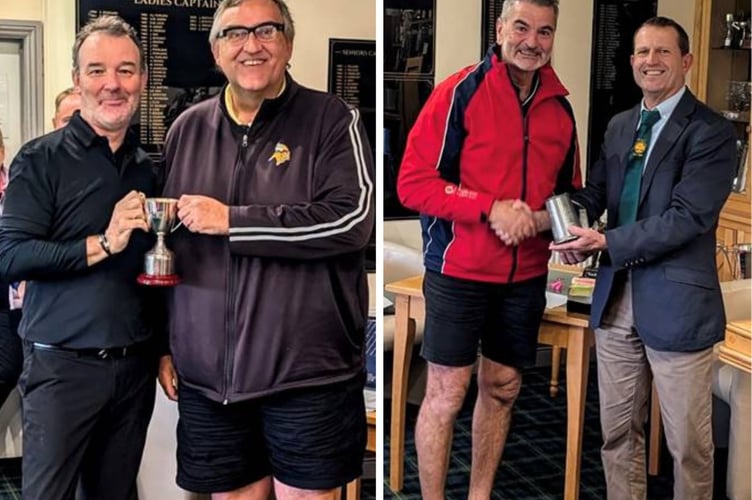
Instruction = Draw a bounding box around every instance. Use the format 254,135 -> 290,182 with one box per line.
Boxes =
0,2 -> 43,21
434,0 -> 481,82
41,0 -> 77,133
658,0 -> 697,89
287,0 -> 375,91
552,0 -> 594,166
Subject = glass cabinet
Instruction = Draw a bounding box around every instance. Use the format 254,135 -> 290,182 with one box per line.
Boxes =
693,0 -> 752,280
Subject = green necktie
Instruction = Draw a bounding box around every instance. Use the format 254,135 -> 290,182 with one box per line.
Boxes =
617,109 -> 661,226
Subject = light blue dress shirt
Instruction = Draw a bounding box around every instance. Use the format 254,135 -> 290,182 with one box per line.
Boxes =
639,85 -> 686,172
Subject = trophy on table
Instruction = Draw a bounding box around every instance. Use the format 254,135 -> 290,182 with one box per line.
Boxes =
137,197 -> 181,286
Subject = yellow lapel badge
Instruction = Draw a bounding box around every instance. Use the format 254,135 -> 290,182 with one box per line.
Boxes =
632,138 -> 647,158
269,143 -> 291,166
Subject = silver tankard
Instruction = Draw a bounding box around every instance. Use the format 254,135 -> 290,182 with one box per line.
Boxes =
545,193 -> 581,244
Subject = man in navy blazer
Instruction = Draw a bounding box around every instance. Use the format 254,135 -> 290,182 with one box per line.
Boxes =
551,17 -> 736,500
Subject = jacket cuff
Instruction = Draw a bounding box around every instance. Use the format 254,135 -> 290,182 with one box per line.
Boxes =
474,193 -> 496,224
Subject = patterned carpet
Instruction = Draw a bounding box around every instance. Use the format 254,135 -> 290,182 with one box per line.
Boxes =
383,362 -> 727,500
0,459 -> 19,500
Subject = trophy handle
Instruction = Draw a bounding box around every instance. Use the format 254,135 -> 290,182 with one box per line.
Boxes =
170,220 -> 183,233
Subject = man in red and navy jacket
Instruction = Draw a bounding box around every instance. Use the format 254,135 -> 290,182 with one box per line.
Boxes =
397,0 -> 580,497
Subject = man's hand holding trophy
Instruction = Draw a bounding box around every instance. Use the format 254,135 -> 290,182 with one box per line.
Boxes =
105,191 -> 229,286
103,190 -> 150,254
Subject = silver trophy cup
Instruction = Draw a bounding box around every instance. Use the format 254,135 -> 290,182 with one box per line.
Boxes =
138,197 -> 181,286
545,193 -> 581,244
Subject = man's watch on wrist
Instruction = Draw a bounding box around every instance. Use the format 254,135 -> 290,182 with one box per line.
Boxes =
98,233 -> 113,256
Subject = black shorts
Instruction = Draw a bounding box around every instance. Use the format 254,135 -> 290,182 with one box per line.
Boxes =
421,270 -> 547,368
176,373 -> 367,493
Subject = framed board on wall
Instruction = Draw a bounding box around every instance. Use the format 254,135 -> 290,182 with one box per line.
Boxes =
328,38 -> 377,270
383,0 -> 435,219
481,0 -> 505,57
328,39 -> 376,159
384,0 -> 435,77
77,0 -> 226,159
587,0 -> 657,166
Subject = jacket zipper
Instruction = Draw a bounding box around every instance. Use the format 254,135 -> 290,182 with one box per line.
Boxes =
507,108 -> 529,282
222,126 -> 251,404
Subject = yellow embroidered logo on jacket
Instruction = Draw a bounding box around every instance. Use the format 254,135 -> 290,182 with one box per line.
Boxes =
269,143 -> 291,166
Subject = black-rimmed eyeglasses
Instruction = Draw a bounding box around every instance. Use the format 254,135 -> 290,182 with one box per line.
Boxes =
216,22 -> 285,44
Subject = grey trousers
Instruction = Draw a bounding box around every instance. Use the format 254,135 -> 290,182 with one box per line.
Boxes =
595,276 -> 714,500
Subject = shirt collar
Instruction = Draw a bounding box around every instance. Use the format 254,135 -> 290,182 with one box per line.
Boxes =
640,86 -> 686,123
66,111 -> 138,155
224,77 -> 288,126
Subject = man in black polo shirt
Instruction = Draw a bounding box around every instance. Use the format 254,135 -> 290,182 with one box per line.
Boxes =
0,15 -> 161,500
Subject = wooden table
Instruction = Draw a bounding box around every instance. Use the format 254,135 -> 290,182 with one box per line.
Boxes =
345,410 -> 376,500
386,275 -> 594,499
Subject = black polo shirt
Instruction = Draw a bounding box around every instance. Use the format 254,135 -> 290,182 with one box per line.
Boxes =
0,112 -> 161,349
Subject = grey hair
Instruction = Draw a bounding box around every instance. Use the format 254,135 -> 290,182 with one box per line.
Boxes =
209,0 -> 295,44
499,0 -> 559,25
72,15 -> 145,74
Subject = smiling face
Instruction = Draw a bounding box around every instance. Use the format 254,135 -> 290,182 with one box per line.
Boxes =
496,1 -> 556,79
72,32 -> 146,136
211,0 -> 292,99
631,25 -> 692,108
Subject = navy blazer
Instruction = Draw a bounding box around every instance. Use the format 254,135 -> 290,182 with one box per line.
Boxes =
572,89 -> 737,352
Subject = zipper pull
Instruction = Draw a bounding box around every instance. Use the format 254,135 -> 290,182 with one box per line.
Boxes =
242,133 -> 248,148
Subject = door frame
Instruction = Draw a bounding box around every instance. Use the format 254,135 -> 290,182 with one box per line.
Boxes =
0,20 -> 44,143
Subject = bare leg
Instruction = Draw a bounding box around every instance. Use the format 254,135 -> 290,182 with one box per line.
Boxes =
274,478 -> 341,500
468,357 -> 522,499
213,476 -> 272,500
415,362 -> 473,500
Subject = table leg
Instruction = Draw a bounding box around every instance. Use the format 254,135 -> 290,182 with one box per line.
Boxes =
564,326 -> 593,500
648,382 -> 662,476
550,346 -> 562,398
389,295 -> 415,491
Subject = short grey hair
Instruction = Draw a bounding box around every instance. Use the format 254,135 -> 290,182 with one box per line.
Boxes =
209,0 -> 295,44
72,15 -> 145,74
499,0 -> 559,25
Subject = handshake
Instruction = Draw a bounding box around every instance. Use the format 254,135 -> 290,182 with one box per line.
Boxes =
488,199 -> 542,246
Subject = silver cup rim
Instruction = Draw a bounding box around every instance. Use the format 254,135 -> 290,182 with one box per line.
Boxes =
145,197 -> 178,204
